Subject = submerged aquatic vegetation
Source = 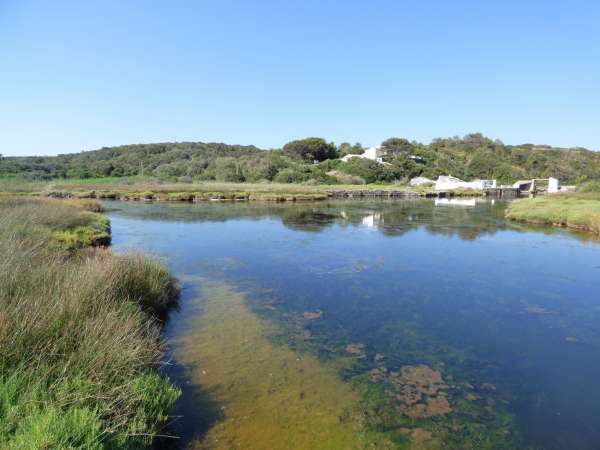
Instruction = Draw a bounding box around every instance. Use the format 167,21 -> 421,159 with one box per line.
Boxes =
244,286 -> 522,449
0,197 -> 180,448
370,365 -> 452,419
173,278 -> 397,449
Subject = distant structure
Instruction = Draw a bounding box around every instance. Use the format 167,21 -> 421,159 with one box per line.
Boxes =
341,147 -> 384,163
434,175 -> 496,191
512,177 -> 575,194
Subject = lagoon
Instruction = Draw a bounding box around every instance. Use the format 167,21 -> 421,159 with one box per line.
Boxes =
106,199 -> 600,450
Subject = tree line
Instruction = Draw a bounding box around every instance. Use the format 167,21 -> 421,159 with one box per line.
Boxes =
1,134 -> 599,185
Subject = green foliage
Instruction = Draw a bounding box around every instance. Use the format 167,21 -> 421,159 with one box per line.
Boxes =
337,142 -> 364,156
339,158 -> 401,184
274,168 -> 310,183
381,137 -> 415,159
282,137 -> 338,162
390,156 -> 422,180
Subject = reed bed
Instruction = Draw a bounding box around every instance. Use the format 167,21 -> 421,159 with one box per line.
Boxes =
0,197 -> 180,448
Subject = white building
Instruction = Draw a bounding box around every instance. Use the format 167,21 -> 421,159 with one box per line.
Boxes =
341,147 -> 384,163
434,175 -> 497,191
548,177 -> 575,193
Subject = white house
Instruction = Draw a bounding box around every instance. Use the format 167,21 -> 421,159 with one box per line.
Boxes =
434,175 -> 496,191
341,147 -> 384,163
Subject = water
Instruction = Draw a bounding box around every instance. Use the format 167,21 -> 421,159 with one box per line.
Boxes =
106,199 -> 600,450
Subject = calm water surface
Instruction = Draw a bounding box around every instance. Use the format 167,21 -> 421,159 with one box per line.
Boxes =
106,199 -> 600,450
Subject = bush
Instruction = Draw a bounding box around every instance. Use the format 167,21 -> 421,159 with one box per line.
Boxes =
274,168 -> 310,183
339,158 -> 401,183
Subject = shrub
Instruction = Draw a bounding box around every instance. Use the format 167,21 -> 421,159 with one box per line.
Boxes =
339,158 -> 401,183
274,168 -> 310,183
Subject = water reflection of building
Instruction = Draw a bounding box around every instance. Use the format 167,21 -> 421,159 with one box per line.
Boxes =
434,198 -> 477,207
362,212 -> 383,228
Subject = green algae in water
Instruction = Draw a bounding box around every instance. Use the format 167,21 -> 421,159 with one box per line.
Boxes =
173,278 -> 396,449
247,287 -> 523,449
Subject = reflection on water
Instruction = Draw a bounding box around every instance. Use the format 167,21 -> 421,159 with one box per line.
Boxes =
434,197 -> 478,207
106,200 -> 600,450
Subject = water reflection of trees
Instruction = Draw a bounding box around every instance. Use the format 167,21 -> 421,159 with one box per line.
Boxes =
106,199 -> 545,241
280,209 -> 338,232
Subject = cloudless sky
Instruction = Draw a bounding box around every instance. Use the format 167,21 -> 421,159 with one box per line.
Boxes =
1,0 -> 599,156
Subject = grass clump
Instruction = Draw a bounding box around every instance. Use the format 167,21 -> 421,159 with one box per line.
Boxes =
0,197 -> 180,448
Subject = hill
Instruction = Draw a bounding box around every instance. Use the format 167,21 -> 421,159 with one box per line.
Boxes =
1,134 -> 599,185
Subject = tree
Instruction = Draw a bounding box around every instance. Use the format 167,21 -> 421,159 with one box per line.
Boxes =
338,142 -> 364,156
282,138 -> 337,162
381,138 -> 414,159
462,133 -> 490,148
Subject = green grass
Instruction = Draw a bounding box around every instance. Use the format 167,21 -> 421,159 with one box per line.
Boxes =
0,197 -> 180,448
506,193 -> 600,235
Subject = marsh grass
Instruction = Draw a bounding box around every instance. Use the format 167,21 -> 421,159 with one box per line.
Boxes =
0,177 -> 427,200
0,197 -> 180,448
0,197 -> 111,250
506,193 -> 600,235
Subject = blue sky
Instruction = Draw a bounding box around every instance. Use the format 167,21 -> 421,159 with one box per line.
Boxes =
1,0 -> 599,156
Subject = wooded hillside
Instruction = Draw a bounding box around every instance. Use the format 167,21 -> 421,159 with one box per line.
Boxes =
2,134 -> 598,185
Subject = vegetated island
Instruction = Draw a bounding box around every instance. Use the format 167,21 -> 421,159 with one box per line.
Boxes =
1,133 -> 600,234
0,197 -> 180,448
